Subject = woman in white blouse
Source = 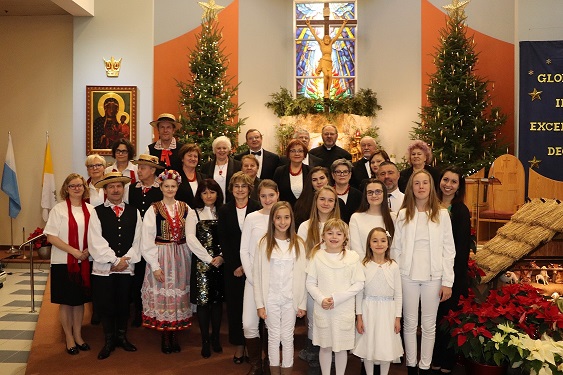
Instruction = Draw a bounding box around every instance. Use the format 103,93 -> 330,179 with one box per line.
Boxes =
44,173 -> 94,355
349,179 -> 396,258
105,139 -> 138,202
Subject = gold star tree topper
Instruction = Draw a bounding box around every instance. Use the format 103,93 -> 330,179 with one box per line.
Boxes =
199,0 -> 224,20
443,0 -> 471,18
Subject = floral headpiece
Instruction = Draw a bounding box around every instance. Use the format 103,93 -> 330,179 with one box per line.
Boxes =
157,169 -> 182,185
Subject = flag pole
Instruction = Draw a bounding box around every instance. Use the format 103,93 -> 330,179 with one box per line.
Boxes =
7,218 -> 17,252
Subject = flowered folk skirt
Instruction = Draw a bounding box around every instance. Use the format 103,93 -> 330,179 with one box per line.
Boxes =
141,242 -> 192,331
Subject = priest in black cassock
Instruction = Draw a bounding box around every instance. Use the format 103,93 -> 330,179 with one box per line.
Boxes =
308,124 -> 352,169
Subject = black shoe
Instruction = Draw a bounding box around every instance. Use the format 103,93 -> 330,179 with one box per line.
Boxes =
116,330 -> 137,352
233,355 -> 245,364
407,366 -> 418,375
161,332 -> 172,354
201,341 -> 211,358
76,342 -> 91,351
66,346 -> 79,355
98,334 -> 115,360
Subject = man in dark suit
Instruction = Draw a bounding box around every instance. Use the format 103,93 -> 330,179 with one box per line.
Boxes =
279,128 -> 322,167
308,124 -> 352,169
351,136 -> 378,189
234,129 -> 280,180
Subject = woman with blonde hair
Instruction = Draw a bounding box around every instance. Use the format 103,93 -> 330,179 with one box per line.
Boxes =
390,169 -> 455,375
44,173 -> 94,354
84,154 -> 107,207
200,136 -> 241,204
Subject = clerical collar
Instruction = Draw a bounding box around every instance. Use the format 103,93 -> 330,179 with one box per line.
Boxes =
324,145 -> 333,151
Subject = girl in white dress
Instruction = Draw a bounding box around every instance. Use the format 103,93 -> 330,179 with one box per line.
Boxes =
353,227 -> 403,375
297,185 -> 340,366
349,179 -> 396,259
253,202 -> 307,375
306,218 -> 364,375
239,179 -> 280,373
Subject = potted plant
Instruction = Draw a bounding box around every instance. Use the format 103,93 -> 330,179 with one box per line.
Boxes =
441,261 -> 563,374
27,227 -> 51,259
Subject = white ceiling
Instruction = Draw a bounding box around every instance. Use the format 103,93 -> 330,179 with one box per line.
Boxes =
0,0 -> 84,16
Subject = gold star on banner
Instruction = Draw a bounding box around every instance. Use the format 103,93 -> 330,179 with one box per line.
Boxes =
528,88 -> 542,101
443,0 -> 471,18
528,70 -> 534,75
198,0 -> 224,20
546,58 -> 552,65
528,156 -> 541,169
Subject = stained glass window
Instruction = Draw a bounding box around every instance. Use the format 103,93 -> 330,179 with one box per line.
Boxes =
295,1 -> 356,99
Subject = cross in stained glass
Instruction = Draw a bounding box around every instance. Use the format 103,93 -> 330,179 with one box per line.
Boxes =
295,2 -> 357,100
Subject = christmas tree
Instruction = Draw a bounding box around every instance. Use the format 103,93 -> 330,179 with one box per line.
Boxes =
177,3 -> 244,161
413,0 -> 506,175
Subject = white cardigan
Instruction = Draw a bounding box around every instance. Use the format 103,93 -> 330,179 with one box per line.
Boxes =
253,237 -> 308,312
390,208 -> 455,287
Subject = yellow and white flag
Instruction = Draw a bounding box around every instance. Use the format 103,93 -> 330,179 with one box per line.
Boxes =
41,137 -> 56,221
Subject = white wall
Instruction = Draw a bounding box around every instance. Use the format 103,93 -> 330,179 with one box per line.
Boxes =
238,0 -> 294,150
72,0 -> 154,176
0,16 -> 73,245
359,0 -> 421,161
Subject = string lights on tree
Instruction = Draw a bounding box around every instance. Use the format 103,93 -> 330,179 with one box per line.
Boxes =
413,0 -> 506,175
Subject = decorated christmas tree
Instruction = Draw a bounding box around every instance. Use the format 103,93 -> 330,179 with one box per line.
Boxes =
177,2 -> 244,161
413,0 -> 506,175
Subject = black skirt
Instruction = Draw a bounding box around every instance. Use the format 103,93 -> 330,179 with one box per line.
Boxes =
50,263 -> 92,306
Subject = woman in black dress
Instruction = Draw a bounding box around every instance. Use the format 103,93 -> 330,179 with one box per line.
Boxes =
431,166 -> 471,374
185,178 -> 225,358
218,171 -> 261,363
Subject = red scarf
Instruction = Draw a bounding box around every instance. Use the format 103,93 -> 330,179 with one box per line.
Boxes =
160,149 -> 172,166
66,198 -> 91,290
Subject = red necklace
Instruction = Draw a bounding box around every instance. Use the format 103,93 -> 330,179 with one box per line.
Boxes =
186,171 -> 197,182
289,164 -> 302,176
336,184 -> 350,196
236,201 -> 248,209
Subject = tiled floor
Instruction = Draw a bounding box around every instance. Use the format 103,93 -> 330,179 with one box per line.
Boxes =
0,261 -> 48,375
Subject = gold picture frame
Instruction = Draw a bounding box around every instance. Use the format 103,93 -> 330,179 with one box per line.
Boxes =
86,86 -> 137,156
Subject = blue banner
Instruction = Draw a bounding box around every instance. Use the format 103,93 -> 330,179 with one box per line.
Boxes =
519,41 -> 563,181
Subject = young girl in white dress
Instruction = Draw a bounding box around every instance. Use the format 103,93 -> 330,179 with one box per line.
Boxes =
253,201 -> 307,375
353,227 -> 403,375
297,186 -> 340,366
306,218 -> 364,375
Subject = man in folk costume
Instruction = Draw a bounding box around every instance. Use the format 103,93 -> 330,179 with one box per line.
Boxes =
147,113 -> 184,170
128,154 -> 164,327
88,172 -> 142,360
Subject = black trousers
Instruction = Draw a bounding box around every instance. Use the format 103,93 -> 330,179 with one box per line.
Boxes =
92,273 -> 133,335
132,259 -> 146,313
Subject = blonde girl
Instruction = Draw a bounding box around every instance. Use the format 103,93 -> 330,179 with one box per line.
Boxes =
390,169 -> 455,375
306,218 -> 364,375
297,186 -> 340,366
253,202 -> 307,375
353,227 -> 403,375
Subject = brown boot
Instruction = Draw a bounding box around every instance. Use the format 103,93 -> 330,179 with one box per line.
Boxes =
269,366 -> 281,375
246,337 -> 263,375
280,366 -> 293,375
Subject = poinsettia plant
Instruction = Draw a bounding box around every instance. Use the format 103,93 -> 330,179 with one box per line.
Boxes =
442,275 -> 563,368
26,227 -> 51,250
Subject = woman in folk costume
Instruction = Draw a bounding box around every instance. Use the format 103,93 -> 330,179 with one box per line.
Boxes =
141,170 -> 191,354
